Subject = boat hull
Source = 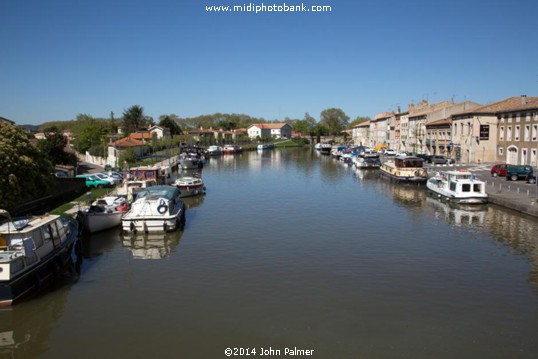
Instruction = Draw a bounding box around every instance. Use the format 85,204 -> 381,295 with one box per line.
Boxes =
379,169 -> 427,184
83,212 -> 124,233
428,187 -> 488,204
122,204 -> 186,233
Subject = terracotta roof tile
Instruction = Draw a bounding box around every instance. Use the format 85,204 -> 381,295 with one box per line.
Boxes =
111,137 -> 146,147
454,96 -> 538,116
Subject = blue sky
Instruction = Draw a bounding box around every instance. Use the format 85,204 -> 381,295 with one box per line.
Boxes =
1,0 -> 537,125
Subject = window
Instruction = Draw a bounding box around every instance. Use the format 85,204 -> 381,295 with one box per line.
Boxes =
532,125 -> 537,141
450,182 -> 456,191
515,125 -> 520,141
525,125 -> 530,141
499,126 -> 504,141
499,147 -> 504,156
507,126 -> 512,141
462,184 -> 471,192
473,184 -> 482,192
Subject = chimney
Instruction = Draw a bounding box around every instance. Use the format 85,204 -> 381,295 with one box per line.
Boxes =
521,95 -> 527,105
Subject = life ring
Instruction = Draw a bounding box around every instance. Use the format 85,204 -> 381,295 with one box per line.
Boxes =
157,199 -> 168,214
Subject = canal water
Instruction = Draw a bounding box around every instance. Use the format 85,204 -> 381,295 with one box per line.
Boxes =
3,148 -> 538,358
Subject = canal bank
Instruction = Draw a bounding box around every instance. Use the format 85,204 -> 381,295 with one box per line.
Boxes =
486,188 -> 538,217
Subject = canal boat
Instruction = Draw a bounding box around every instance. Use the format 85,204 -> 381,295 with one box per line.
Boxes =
206,145 -> 222,156
78,196 -> 128,233
257,143 -> 274,151
121,186 -> 186,233
426,170 -> 488,204
0,210 -> 80,307
178,153 -> 204,170
174,175 -> 206,197
353,154 -> 381,169
379,155 -> 428,184
222,144 -> 242,154
317,142 -> 332,155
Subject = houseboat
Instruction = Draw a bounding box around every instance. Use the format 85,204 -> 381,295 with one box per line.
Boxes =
0,210 -> 80,307
426,170 -> 488,204
379,156 -> 428,184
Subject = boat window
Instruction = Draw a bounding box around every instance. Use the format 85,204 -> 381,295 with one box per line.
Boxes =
462,184 -> 471,192
49,222 -> 62,247
33,228 -> 44,248
473,184 -> 482,192
55,219 -> 68,239
41,225 -> 52,245
450,182 -> 457,191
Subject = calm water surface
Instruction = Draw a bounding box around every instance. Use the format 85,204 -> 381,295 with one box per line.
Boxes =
3,148 -> 538,359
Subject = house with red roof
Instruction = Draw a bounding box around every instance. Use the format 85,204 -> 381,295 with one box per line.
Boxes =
106,136 -> 147,168
247,123 -> 292,139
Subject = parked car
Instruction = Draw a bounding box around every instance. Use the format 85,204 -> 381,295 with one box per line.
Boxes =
491,164 -> 507,177
429,155 -> 454,164
104,171 -> 123,182
94,172 -> 121,185
505,165 -> 533,181
526,174 -> 537,184
384,149 -> 397,156
76,174 -> 111,188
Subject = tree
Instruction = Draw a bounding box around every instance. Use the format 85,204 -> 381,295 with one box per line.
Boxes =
349,116 -> 371,129
37,127 -> 77,166
73,116 -> 105,153
159,115 -> 182,135
320,108 -> 350,136
123,105 -> 146,135
0,123 -> 54,211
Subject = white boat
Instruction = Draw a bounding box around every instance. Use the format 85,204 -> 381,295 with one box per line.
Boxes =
174,176 -> 206,197
206,145 -> 222,156
379,156 -> 428,183
353,155 -> 381,169
121,186 -> 186,233
222,144 -> 242,154
79,196 -> 128,233
318,143 -> 332,155
0,210 -> 80,307
178,153 -> 204,170
257,143 -> 274,150
426,170 -> 488,204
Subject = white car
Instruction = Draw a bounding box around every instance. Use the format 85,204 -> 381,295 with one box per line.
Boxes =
95,173 -> 121,185
384,149 -> 398,156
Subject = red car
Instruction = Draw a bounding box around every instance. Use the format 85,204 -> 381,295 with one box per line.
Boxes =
491,164 -> 507,177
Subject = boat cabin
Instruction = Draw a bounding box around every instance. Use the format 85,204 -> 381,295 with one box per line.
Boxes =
394,156 -> 424,168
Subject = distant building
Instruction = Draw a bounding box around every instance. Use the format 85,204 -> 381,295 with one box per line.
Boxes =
107,137 -> 147,168
495,96 -> 538,166
247,123 -> 292,139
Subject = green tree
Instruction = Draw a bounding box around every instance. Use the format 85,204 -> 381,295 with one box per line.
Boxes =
159,115 -> 182,135
37,127 -> 77,166
123,105 -> 146,135
349,116 -> 371,129
73,116 -> 105,153
320,108 -> 350,136
0,123 -> 54,211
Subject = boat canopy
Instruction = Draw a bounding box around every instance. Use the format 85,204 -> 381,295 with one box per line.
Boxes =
135,186 -> 180,201
395,156 -> 424,168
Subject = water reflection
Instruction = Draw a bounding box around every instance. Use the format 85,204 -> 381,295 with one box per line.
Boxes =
121,231 -> 183,260
0,287 -> 68,358
426,197 -> 487,227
